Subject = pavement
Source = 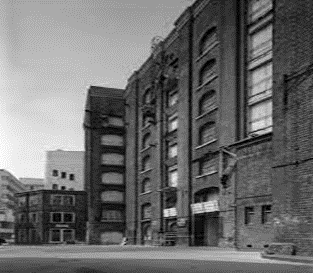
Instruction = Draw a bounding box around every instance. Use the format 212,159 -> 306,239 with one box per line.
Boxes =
0,245 -> 311,272
261,251 -> 313,265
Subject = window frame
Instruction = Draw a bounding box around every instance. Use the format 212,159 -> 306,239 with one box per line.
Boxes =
199,59 -> 216,86
167,165 -> 178,188
142,204 -> 152,220
199,26 -> 218,56
167,91 -> 178,108
245,206 -> 255,225
199,122 -> 216,146
199,156 -> 217,176
167,142 -> 178,159
142,133 -> 151,150
52,170 -> 58,177
261,204 -> 272,224
168,114 -> 178,132
199,91 -> 216,116
142,178 -> 151,193
50,212 -> 62,223
142,155 -> 151,172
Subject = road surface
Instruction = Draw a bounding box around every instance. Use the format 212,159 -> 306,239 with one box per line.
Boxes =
0,245 -> 311,273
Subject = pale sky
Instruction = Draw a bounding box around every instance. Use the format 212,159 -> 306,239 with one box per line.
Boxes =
0,0 -> 194,179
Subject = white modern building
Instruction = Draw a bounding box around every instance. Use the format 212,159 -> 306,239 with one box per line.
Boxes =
44,150 -> 84,191
0,169 -> 26,241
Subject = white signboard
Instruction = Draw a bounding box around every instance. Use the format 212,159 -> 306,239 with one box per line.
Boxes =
163,208 -> 177,218
191,200 -> 219,214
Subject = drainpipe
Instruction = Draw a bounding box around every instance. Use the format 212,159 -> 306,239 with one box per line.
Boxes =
188,8 -> 194,246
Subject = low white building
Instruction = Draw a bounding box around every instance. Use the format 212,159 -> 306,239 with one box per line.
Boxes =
19,178 -> 45,191
0,169 -> 26,241
44,150 -> 84,191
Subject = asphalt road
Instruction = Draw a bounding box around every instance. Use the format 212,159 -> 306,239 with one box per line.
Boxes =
0,246 -> 311,273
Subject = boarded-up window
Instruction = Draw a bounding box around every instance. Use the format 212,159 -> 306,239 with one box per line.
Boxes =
102,153 -> 124,166
108,117 -> 124,127
102,172 -> 124,185
199,60 -> 216,86
102,210 -> 123,220
100,232 -> 123,245
199,91 -> 216,115
101,191 -> 124,203
101,135 -> 123,146
199,123 -> 216,145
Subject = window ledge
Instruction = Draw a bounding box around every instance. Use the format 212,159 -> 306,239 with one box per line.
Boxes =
100,219 -> 124,223
195,107 -> 218,120
140,146 -> 151,153
140,218 -> 151,222
139,191 -> 152,196
141,124 -> 152,131
196,170 -> 218,179
195,139 -> 217,150
196,75 -> 218,91
140,168 -> 153,175
196,41 -> 220,63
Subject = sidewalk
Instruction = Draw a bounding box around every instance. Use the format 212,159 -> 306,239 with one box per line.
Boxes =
261,252 -> 313,265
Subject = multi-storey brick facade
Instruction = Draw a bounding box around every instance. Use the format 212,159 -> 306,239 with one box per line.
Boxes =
84,86 -> 126,245
84,0 -> 313,255
14,190 -> 87,244
124,0 -> 276,249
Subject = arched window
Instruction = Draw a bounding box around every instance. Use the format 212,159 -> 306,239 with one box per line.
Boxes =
101,135 -> 123,146
142,178 -> 151,193
199,59 -> 216,86
142,133 -> 151,150
195,187 -> 219,203
199,122 -> 216,145
199,91 -> 216,115
199,27 -> 217,56
143,88 -> 151,104
142,203 -> 151,219
102,153 -> 124,166
142,156 -> 151,171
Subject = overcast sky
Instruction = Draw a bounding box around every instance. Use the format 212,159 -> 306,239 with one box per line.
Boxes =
0,0 -> 194,179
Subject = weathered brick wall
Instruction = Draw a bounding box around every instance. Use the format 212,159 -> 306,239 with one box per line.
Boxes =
235,139 -> 274,249
272,0 -> 313,256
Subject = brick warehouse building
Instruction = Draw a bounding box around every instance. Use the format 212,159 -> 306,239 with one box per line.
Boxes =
122,0 -> 313,255
15,190 -> 87,244
84,86 -> 126,244
84,0 -> 313,255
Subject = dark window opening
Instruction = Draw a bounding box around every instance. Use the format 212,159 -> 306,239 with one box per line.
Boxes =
61,172 -> 66,179
52,170 -> 58,177
245,207 -> 254,225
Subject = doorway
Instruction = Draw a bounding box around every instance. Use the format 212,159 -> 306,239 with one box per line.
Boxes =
194,213 -> 219,246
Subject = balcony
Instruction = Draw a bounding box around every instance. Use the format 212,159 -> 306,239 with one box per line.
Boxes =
190,200 -> 219,214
